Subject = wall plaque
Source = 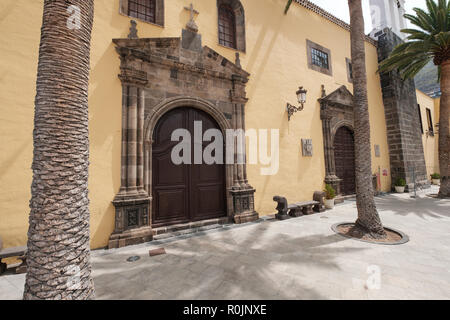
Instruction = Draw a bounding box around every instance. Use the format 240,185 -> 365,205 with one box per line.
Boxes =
302,139 -> 313,157
374,144 -> 381,158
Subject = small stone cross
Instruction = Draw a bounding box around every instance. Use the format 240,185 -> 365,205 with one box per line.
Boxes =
128,20 -> 138,39
184,3 -> 199,33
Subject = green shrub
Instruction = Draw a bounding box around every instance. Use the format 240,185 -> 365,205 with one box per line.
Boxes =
324,184 -> 336,200
431,173 -> 441,180
394,178 -> 406,187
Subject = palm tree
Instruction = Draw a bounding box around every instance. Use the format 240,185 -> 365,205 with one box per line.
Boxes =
24,0 -> 95,299
379,0 -> 450,198
285,0 -> 386,237
348,0 -> 386,238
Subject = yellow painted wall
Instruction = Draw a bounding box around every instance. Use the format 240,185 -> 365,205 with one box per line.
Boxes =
416,89 -> 440,178
0,0 -> 392,250
434,96 -> 441,176
0,0 -> 43,248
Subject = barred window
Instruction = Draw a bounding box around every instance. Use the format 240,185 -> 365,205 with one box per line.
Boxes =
306,40 -> 332,76
128,0 -> 156,23
311,48 -> 329,70
418,104 -> 424,134
426,108 -> 434,135
218,5 -> 236,49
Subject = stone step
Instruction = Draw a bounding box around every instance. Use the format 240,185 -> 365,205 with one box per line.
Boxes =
153,219 -> 230,241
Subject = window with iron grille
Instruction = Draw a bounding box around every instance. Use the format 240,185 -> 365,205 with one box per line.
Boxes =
218,5 -> 236,49
418,104 -> 424,134
128,0 -> 156,23
311,47 -> 329,70
426,108 -> 434,136
346,58 -> 353,83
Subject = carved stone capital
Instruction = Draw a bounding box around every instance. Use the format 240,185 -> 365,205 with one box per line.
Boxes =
118,67 -> 148,86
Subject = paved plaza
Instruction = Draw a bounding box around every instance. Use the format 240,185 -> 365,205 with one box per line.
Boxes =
1,186 -> 450,300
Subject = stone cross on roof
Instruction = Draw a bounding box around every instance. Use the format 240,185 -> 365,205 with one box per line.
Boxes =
184,3 -> 199,33
128,20 -> 138,39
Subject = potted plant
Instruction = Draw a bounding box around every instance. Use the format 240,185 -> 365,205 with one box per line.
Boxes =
394,178 -> 406,193
431,173 -> 441,185
324,184 -> 336,209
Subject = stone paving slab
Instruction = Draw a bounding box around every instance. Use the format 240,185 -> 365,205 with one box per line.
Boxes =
1,186 -> 449,300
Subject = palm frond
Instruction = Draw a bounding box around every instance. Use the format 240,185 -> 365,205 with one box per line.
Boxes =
284,0 -> 293,15
378,0 -> 450,79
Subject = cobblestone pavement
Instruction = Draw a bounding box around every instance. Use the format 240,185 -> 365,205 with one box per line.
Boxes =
1,186 -> 449,300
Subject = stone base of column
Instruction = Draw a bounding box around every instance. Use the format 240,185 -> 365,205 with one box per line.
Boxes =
231,187 -> 259,224
108,226 -> 153,249
325,175 -> 342,196
109,194 -> 152,249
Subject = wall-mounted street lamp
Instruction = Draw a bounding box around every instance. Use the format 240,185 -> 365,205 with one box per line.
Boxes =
287,87 -> 307,121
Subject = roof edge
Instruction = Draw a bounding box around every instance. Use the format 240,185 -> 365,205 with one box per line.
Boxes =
294,0 -> 378,47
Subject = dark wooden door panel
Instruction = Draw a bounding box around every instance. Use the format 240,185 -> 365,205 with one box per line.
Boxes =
334,126 -> 356,195
153,188 -> 188,222
153,109 -> 185,149
152,107 -> 226,227
191,164 -> 226,220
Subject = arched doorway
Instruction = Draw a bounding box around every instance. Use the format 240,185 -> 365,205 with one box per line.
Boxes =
151,107 -> 227,227
333,126 -> 356,195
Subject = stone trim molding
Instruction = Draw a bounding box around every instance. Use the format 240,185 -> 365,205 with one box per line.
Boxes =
306,40 -> 333,77
294,0 -> 377,46
331,119 -> 354,139
144,96 -> 232,143
319,85 -> 355,195
217,0 -> 246,52
119,0 -> 164,27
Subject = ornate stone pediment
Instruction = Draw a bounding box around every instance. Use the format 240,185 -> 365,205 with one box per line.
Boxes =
112,36 -> 249,84
319,85 -> 354,108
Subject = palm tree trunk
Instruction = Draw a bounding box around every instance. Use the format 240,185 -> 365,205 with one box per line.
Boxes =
348,0 -> 386,237
438,60 -> 450,198
24,0 -> 95,300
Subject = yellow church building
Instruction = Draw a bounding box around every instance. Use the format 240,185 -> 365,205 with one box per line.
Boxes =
0,0 -> 441,250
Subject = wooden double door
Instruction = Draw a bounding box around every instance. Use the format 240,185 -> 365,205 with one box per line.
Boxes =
152,107 -> 227,227
334,126 -> 356,195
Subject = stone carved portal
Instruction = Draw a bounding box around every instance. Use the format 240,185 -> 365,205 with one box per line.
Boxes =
319,85 -> 356,196
334,126 -> 356,195
109,29 -> 258,248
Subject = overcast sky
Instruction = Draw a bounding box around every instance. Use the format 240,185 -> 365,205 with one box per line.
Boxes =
309,0 -> 428,33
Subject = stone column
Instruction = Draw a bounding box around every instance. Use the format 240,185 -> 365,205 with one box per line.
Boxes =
110,67 -> 152,249
144,140 -> 151,194
241,104 -> 250,187
119,85 -> 128,194
127,86 -> 138,194
232,103 -> 241,190
230,74 -> 258,224
235,102 -> 246,188
321,107 -> 341,195
137,88 -> 146,194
